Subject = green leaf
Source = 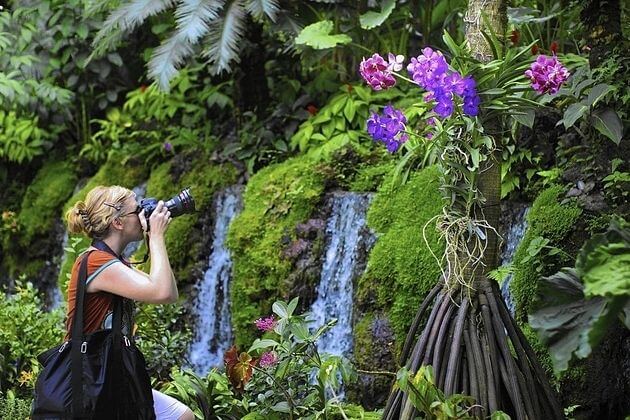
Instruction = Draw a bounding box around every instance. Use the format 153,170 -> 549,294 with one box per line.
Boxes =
248,338 -> 279,353
343,99 -> 356,122
585,83 -> 614,108
295,20 -> 352,49
359,0 -> 396,30
592,108 -> 623,145
512,108 -> 535,128
272,301 -> 289,318
577,218 -> 630,297
76,23 -> 89,40
287,297 -> 299,316
529,269 -> 608,373
270,401 -> 291,413
562,102 -> 588,129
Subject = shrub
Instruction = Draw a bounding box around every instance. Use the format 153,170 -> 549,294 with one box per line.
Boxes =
0,280 -> 64,395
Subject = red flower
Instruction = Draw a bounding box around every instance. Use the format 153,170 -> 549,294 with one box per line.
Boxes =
550,41 -> 559,54
306,104 -> 318,116
510,30 -> 520,45
531,44 -> 539,55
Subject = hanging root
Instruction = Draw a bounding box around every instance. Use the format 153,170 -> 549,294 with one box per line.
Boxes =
383,278 -> 564,420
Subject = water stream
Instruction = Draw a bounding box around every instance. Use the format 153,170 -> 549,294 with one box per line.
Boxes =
188,186 -> 243,375
499,204 -> 529,316
310,192 -> 375,357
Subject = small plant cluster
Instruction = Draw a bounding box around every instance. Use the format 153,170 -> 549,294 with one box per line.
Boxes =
224,298 -> 355,419
0,280 -> 64,395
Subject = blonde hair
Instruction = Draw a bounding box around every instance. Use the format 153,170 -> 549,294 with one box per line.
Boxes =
66,185 -> 135,239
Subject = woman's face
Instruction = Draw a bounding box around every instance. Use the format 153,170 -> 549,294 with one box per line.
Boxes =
118,196 -> 144,241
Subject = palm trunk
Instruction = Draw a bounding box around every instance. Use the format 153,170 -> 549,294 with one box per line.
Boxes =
382,1 -> 564,418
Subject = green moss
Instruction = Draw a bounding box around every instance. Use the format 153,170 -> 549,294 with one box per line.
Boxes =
1,159 -> 77,279
358,166 -> 444,349
348,161 -> 396,192
18,160 -> 77,245
510,186 -> 582,321
353,313 -> 375,368
227,154 -> 326,347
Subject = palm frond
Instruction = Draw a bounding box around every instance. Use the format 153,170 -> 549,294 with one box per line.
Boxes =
148,33 -> 194,91
174,0 -> 225,43
202,0 -> 246,75
245,0 -> 280,22
92,0 -> 177,56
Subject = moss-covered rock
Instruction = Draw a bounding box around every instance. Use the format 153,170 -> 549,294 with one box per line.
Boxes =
358,166 -> 444,348
509,185 -> 582,321
227,154 -> 326,347
350,312 -> 396,410
1,158 -> 77,284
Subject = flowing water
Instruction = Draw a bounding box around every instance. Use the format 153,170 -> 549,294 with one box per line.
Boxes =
499,204 -> 530,316
188,186 -> 242,375
310,192 -> 375,357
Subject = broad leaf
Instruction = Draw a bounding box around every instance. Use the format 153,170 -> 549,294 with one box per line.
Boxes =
529,270 -> 612,373
511,108 -> 535,128
562,102 -> 588,129
359,0 -> 396,30
295,20 -> 352,49
577,218 -> 630,297
592,108 -> 623,145
585,83 -> 614,108
248,338 -> 280,352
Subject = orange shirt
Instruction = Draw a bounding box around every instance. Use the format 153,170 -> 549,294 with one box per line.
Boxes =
64,250 -> 120,340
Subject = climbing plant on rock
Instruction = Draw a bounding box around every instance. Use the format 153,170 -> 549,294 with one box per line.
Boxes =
359,0 -> 571,419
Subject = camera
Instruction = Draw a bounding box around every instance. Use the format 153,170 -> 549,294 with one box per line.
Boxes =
140,188 -> 195,221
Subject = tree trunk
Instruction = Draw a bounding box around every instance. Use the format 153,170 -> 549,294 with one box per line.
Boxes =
382,1 -> 564,419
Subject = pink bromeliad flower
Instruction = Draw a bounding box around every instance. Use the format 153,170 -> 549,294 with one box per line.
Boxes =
254,315 -> 276,332
525,54 -> 570,95
259,351 -> 278,368
359,53 -> 397,91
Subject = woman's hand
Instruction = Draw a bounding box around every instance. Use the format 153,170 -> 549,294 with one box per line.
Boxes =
146,201 -> 171,237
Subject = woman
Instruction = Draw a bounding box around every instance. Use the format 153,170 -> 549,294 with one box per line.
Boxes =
65,185 -> 194,420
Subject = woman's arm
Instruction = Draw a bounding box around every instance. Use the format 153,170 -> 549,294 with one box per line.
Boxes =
87,201 -> 178,304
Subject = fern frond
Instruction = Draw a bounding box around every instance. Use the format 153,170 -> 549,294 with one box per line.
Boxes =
148,33 -> 194,91
245,0 -> 280,22
202,0 -> 246,75
92,0 -> 177,56
174,0 -> 225,43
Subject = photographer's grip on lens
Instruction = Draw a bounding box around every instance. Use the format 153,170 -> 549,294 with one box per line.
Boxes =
139,188 -> 195,231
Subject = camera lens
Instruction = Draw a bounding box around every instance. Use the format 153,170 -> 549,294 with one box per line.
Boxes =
164,188 -> 195,217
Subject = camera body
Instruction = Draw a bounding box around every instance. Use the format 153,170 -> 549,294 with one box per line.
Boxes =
140,188 -> 195,221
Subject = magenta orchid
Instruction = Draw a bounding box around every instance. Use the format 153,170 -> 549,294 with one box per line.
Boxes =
359,53 -> 396,91
525,54 -> 570,94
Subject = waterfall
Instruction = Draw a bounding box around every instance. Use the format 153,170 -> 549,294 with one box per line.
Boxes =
188,186 -> 242,375
310,192 -> 375,356
499,204 -> 529,316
